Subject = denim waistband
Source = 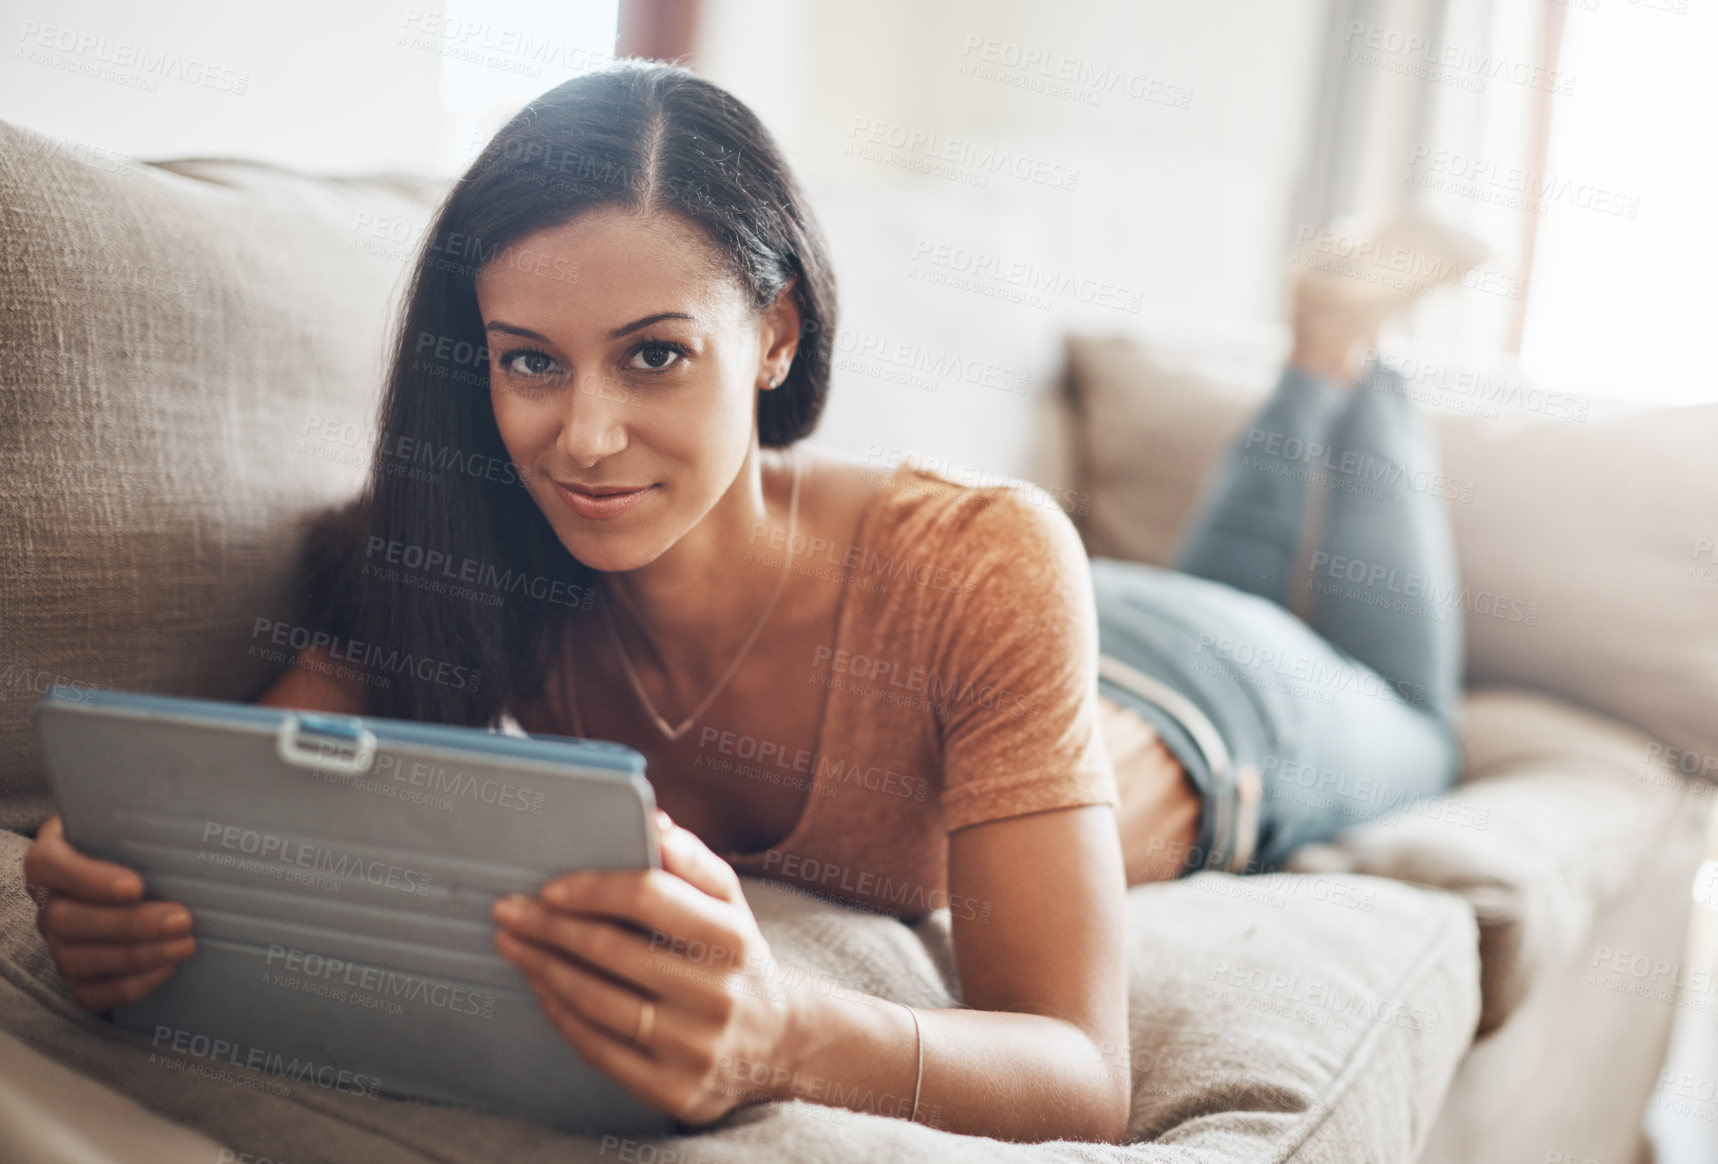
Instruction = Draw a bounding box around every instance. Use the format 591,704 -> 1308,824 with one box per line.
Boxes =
1098,654 -> 1260,876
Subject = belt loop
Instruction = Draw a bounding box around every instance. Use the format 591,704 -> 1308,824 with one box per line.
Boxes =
1097,653 -> 1245,875
1228,764 -> 1262,874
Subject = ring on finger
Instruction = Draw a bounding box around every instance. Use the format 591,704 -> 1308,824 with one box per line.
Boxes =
632,996 -> 656,1051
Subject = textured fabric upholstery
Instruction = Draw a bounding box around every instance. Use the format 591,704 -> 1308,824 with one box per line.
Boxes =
0,119 -> 448,831
0,826 -> 1479,1163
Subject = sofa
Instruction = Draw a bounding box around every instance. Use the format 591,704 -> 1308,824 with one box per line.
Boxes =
2,117 -> 1714,1163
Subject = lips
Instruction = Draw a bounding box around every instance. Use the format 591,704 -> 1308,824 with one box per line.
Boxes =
556,481 -> 650,497
550,479 -> 656,520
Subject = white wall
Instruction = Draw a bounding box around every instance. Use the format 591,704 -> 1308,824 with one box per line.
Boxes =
0,0 -> 616,173
700,0 -> 1326,332
2,0 -> 443,170
1,0 -> 1330,485
695,0 -> 1328,482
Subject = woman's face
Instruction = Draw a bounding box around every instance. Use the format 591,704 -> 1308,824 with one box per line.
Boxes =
476,207 -> 796,573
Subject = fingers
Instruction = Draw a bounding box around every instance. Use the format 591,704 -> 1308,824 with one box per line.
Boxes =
493,896 -> 686,996
654,812 -> 745,905
39,897 -> 193,945
24,817 -> 144,904
538,866 -> 732,954
510,822 -> 762,1008
529,982 -> 717,1125
495,929 -> 679,1052
24,818 -> 198,1016
67,965 -> 180,1015
50,936 -> 195,979
529,982 -> 683,1112
501,932 -> 742,1124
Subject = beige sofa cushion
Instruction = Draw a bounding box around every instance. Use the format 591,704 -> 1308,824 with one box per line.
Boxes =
1063,334 -> 1718,781
1288,687 -> 1704,1036
0,121 -> 447,831
0,825 -> 1478,1162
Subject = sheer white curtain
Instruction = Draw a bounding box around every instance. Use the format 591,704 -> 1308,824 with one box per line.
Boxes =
1296,0 -> 1713,405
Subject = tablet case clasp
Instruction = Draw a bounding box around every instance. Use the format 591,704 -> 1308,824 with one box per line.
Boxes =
275,713 -> 378,774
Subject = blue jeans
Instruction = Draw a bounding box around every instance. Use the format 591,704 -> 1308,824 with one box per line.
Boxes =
1091,362 -> 1463,875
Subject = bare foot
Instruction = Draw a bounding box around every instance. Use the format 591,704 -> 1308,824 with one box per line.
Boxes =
1287,210 -> 1492,387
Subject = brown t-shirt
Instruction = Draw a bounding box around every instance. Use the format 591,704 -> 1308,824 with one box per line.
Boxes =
719,460 -> 1120,919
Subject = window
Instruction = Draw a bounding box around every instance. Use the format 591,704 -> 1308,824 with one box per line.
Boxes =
1301,0 -> 1715,406
1517,1 -> 1718,405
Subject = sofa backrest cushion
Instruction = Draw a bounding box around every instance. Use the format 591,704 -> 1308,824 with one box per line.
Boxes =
0,121 -> 446,831
1063,333 -> 1718,777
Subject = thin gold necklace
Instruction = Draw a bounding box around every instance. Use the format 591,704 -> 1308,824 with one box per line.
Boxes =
595,448 -> 802,742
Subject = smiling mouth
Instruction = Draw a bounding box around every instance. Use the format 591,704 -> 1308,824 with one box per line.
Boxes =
549,479 -> 657,520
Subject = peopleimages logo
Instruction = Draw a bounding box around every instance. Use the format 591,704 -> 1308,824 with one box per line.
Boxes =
16,21 -> 252,94
264,945 -> 497,1019
1339,20 -> 1576,95
1290,224 -> 1526,301
1242,425 -> 1478,502
694,725 -> 930,801
200,823 -> 433,895
363,536 -> 595,610
846,117 -> 1081,192
909,239 -> 1145,313
1209,959 -> 1440,1032
299,412 -> 549,491
812,645 -> 1041,719
760,851 -> 993,921
1194,633 -> 1426,708
747,522 -> 980,598
149,1026 -> 381,1097
0,662 -> 99,700
1307,551 -> 1540,625
250,618 -> 481,692
368,753 -> 547,815
955,35 -> 1194,109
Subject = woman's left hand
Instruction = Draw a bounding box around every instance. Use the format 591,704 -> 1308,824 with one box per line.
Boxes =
492,809 -> 796,1125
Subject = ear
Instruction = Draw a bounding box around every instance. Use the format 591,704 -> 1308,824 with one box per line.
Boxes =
756,277 -> 802,391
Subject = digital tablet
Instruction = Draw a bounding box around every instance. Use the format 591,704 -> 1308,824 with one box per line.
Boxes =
29,685 -> 674,1136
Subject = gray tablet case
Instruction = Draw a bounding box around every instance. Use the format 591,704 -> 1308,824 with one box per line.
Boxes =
30,686 -> 675,1136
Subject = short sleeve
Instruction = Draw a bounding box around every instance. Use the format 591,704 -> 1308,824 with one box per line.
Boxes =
930,482 -> 1119,832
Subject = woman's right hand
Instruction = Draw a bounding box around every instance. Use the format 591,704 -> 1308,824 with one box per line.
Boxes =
22,815 -> 195,1014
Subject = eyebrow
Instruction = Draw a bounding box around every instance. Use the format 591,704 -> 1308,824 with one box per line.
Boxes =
484,312 -> 697,343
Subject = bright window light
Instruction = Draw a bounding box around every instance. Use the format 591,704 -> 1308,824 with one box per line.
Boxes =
1518,3 -> 1718,405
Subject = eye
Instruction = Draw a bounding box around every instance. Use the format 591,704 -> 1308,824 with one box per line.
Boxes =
627,340 -> 687,373
500,348 -> 561,380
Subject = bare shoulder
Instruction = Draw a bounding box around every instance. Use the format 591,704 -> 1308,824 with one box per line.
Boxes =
767,443 -> 897,536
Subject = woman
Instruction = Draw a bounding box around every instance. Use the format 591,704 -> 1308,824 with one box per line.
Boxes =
22,62 -> 1464,1143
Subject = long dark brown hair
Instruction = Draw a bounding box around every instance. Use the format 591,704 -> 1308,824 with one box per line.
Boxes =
292,61 -> 838,726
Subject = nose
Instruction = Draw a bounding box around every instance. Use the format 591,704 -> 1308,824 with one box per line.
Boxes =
554,367 -> 632,467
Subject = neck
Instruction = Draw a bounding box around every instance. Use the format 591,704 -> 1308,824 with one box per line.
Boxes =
598,441 -> 800,698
